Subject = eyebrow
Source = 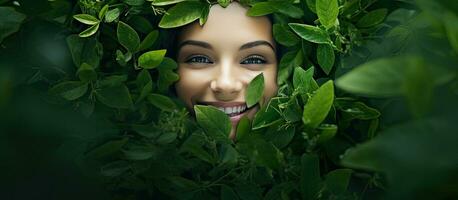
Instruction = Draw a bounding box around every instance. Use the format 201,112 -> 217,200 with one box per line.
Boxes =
178,40 -> 275,52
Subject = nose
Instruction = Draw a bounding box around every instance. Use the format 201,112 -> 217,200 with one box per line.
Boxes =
210,61 -> 243,101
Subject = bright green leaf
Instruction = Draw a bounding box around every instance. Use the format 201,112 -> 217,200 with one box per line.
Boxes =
289,23 -> 331,44
316,0 -> 339,29
79,23 -> 100,38
246,73 -> 265,108
302,80 -> 334,128
117,21 -> 140,52
247,2 -> 276,16
73,14 -> 99,25
138,49 -> 167,69
159,1 -> 205,28
317,44 -> 335,75
149,0 -> 186,6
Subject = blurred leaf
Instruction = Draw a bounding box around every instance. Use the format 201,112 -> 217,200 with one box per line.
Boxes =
123,143 -> 156,160
218,0 -> 231,8
289,23 -> 331,44
273,24 -> 300,47
117,21 -> 140,52
138,49 -> 166,69
444,11 -> 458,55
255,139 -> 283,169
316,124 -> 337,143
101,160 -> 130,177
86,138 -> 129,159
159,1 -> 205,28
271,1 -> 304,19
0,7 -> 26,43
194,105 -> 232,143
278,50 -> 303,85
324,169 -> 352,194
156,132 -> 177,144
300,154 -> 321,199
246,73 -> 265,108
221,185 -> 238,200
49,81 -> 88,101
317,44 -> 335,75
96,85 -> 133,109
77,63 -> 97,82
180,131 -> 214,164
220,143 -> 238,164
105,8 -> 120,23
356,9 -> 388,28
316,0 -> 339,29
303,80 -> 334,128
265,125 -> 295,149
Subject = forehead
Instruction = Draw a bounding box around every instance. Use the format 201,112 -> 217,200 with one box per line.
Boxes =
178,3 -> 273,46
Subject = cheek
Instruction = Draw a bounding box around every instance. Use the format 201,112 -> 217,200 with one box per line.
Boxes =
175,68 -> 210,108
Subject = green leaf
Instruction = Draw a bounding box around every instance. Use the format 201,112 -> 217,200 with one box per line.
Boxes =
317,44 -> 335,75
101,160 -> 130,177
49,81 -> 88,101
278,50 -> 303,85
86,138 -> 129,159
265,125 -> 295,149
117,21 -> 140,53
159,1 -> 205,28
270,1 -> 304,19
236,116 -> 251,142
105,8 -> 121,23
252,99 -> 282,129
246,73 -> 265,108
138,30 -> 159,51
316,124 -> 337,143
219,143 -> 238,164
147,93 -> 177,112
0,7 -> 26,43
316,0 -> 339,29
78,23 -> 100,38
356,9 -> 388,28
199,4 -> 210,26
123,144 -> 156,160
255,140 -> 283,169
96,85 -> 133,109
444,11 -> 458,55
289,23 -> 331,44
98,4 -> 109,20
221,185 -> 238,200
247,2 -> 276,16
194,105 -> 232,143
73,14 -> 99,25
138,49 -> 167,69
218,0 -> 231,8
77,63 -> 97,82
180,131 -> 214,164
156,132 -> 177,144
149,0 -> 187,6
335,99 -> 380,120
293,67 -> 314,94
302,80 -> 334,128
273,24 -> 300,47
300,154 -> 321,200
324,169 -> 352,194
124,0 -> 145,6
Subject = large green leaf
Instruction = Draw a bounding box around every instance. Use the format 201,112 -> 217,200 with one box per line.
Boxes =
159,1 -> 205,28
302,80 -> 334,128
96,85 -> 133,109
289,23 -> 331,44
117,21 -> 140,52
194,105 -> 232,143
316,0 -> 339,29
273,24 -> 300,47
246,73 -> 265,108
0,7 -> 26,43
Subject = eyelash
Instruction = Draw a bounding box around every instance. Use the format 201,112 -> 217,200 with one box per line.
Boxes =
185,55 -> 267,65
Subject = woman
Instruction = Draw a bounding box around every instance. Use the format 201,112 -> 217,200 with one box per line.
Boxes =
173,2 -> 279,139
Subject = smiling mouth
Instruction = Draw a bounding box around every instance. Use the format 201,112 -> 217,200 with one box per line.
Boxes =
196,102 -> 250,117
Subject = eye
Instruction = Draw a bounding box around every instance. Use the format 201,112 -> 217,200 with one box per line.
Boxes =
241,55 -> 267,65
185,55 -> 213,64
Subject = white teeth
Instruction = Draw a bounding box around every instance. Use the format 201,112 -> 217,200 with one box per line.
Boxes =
225,107 -> 232,114
217,105 -> 248,115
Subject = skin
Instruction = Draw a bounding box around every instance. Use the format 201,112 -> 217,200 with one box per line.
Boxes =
175,2 -> 278,139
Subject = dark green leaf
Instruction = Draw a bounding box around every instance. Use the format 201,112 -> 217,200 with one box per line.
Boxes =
218,0 -> 231,8
123,144 -> 156,160
324,169 -> 352,194
77,63 -> 97,82
96,85 -> 133,109
317,44 -> 335,75
86,138 -> 129,158
236,116 -> 251,142
220,143 -> 238,164
221,185 -> 238,200
356,9 -> 388,28
101,160 -> 130,177
147,93 -> 177,112
316,124 -> 337,143
194,105 -> 232,143
273,24 -> 300,47
138,49 -> 167,69
98,4 -> 109,20
289,23 -> 331,44
300,154 -> 321,199
0,7 -> 26,43
156,132 -> 177,144
293,67 -> 314,94
117,21 -> 140,52
246,73 -> 265,108
316,0 -> 339,29
303,80 -> 334,128
159,1 -> 205,28
49,81 -> 88,101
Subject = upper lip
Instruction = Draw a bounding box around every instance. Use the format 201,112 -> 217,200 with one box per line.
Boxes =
197,101 -> 246,107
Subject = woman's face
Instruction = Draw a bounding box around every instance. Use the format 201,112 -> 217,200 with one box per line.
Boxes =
175,2 -> 278,138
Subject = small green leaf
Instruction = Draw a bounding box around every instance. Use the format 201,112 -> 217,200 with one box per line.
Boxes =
123,144 -> 156,160
180,131 -> 214,164
289,23 -> 331,44
117,21 -> 140,52
293,67 -> 314,94
247,2 -> 276,16
86,138 -> 129,159
316,0 -> 339,29
138,30 -> 159,52
159,1 -> 205,28
138,49 -> 167,69
98,4 -> 109,20
49,81 -> 88,101
156,132 -> 177,144
149,0 -> 186,6
79,23 -> 100,38
77,63 -> 97,82
246,73 -> 265,108
73,14 -> 99,25
194,105 -> 232,143
316,124 -> 338,143
218,0 -> 231,8
273,24 -> 300,47
199,4 -> 210,26
147,93 -> 177,112
270,1 -> 304,19
105,8 -> 121,23
101,161 -> 130,177
317,44 -> 335,75
303,80 -> 334,128
356,9 -> 388,28
96,85 -> 133,109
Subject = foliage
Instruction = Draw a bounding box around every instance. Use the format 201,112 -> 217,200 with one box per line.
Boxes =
0,0 -> 457,199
